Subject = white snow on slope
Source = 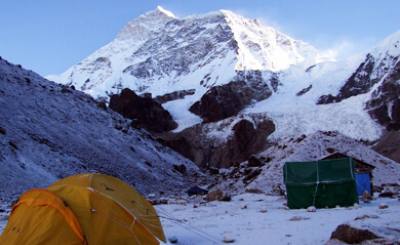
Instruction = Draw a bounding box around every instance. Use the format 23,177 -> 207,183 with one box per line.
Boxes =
47,7 -> 327,130
219,10 -> 327,71
155,194 -> 400,244
239,51 -> 383,141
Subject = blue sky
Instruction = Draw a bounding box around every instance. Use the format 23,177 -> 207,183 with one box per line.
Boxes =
1,0 -> 399,76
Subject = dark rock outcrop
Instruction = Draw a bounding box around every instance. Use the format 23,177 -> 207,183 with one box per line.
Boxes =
154,89 -> 196,104
247,155 -> 264,167
189,81 -> 253,122
0,127 -> 6,135
243,168 -> 262,184
365,60 -> 400,130
160,116 -> 275,168
206,189 -> 231,202
374,130 -> 400,163
109,88 -> 177,133
330,224 -> 380,244
187,186 -> 208,196
318,54 -> 377,104
296,84 -> 312,96
190,72 -> 272,122
172,164 -> 187,175
318,51 -> 400,105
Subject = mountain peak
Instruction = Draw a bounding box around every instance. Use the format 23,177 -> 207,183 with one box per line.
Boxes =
154,5 -> 176,18
374,30 -> 400,57
139,5 -> 176,20
116,6 -> 175,41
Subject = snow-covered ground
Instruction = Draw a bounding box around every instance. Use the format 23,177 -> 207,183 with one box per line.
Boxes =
157,193 -> 400,244
2,193 -> 399,244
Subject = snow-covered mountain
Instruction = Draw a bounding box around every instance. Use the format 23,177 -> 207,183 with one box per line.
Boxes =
48,6 -> 400,167
48,7 -> 325,96
47,6 -> 332,128
0,56 -> 201,203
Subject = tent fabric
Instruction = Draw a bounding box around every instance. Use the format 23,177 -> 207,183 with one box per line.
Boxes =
355,173 -> 372,196
0,189 -> 85,245
0,173 -> 166,245
284,158 -> 358,209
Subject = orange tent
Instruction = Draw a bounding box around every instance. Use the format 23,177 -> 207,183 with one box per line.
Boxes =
0,173 -> 166,245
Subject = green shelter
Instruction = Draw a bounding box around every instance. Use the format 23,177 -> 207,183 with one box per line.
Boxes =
284,157 -> 358,209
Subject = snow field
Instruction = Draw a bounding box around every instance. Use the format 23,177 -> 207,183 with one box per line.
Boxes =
158,193 -> 400,244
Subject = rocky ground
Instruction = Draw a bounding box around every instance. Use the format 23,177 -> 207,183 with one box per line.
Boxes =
0,57 -> 203,204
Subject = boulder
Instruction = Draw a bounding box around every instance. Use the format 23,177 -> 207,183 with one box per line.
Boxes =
96,101 -> 107,110
247,156 -> 264,167
208,167 -> 220,175
187,186 -> 208,196
206,189 -> 231,202
330,224 -> 380,244
149,199 -> 168,205
259,208 -> 268,213
307,206 -> 316,212
362,191 -> 373,203
109,88 -> 177,133
379,203 -> 389,209
173,164 -> 187,175
379,191 -> 395,198
223,236 -> 235,243
245,188 -> 264,194
168,236 -> 178,244
243,168 -> 262,184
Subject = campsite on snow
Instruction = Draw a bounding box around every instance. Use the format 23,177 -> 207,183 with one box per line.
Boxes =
1,2 -> 400,244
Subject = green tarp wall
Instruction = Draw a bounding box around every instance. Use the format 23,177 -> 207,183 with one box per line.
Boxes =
284,158 -> 358,209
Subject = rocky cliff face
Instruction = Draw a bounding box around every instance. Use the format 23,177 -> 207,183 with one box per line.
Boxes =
109,88 -> 177,133
317,54 -> 378,104
0,57 -> 201,203
373,131 -> 400,163
317,32 -> 400,132
159,114 -> 275,168
365,60 -> 400,130
189,78 -> 272,123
